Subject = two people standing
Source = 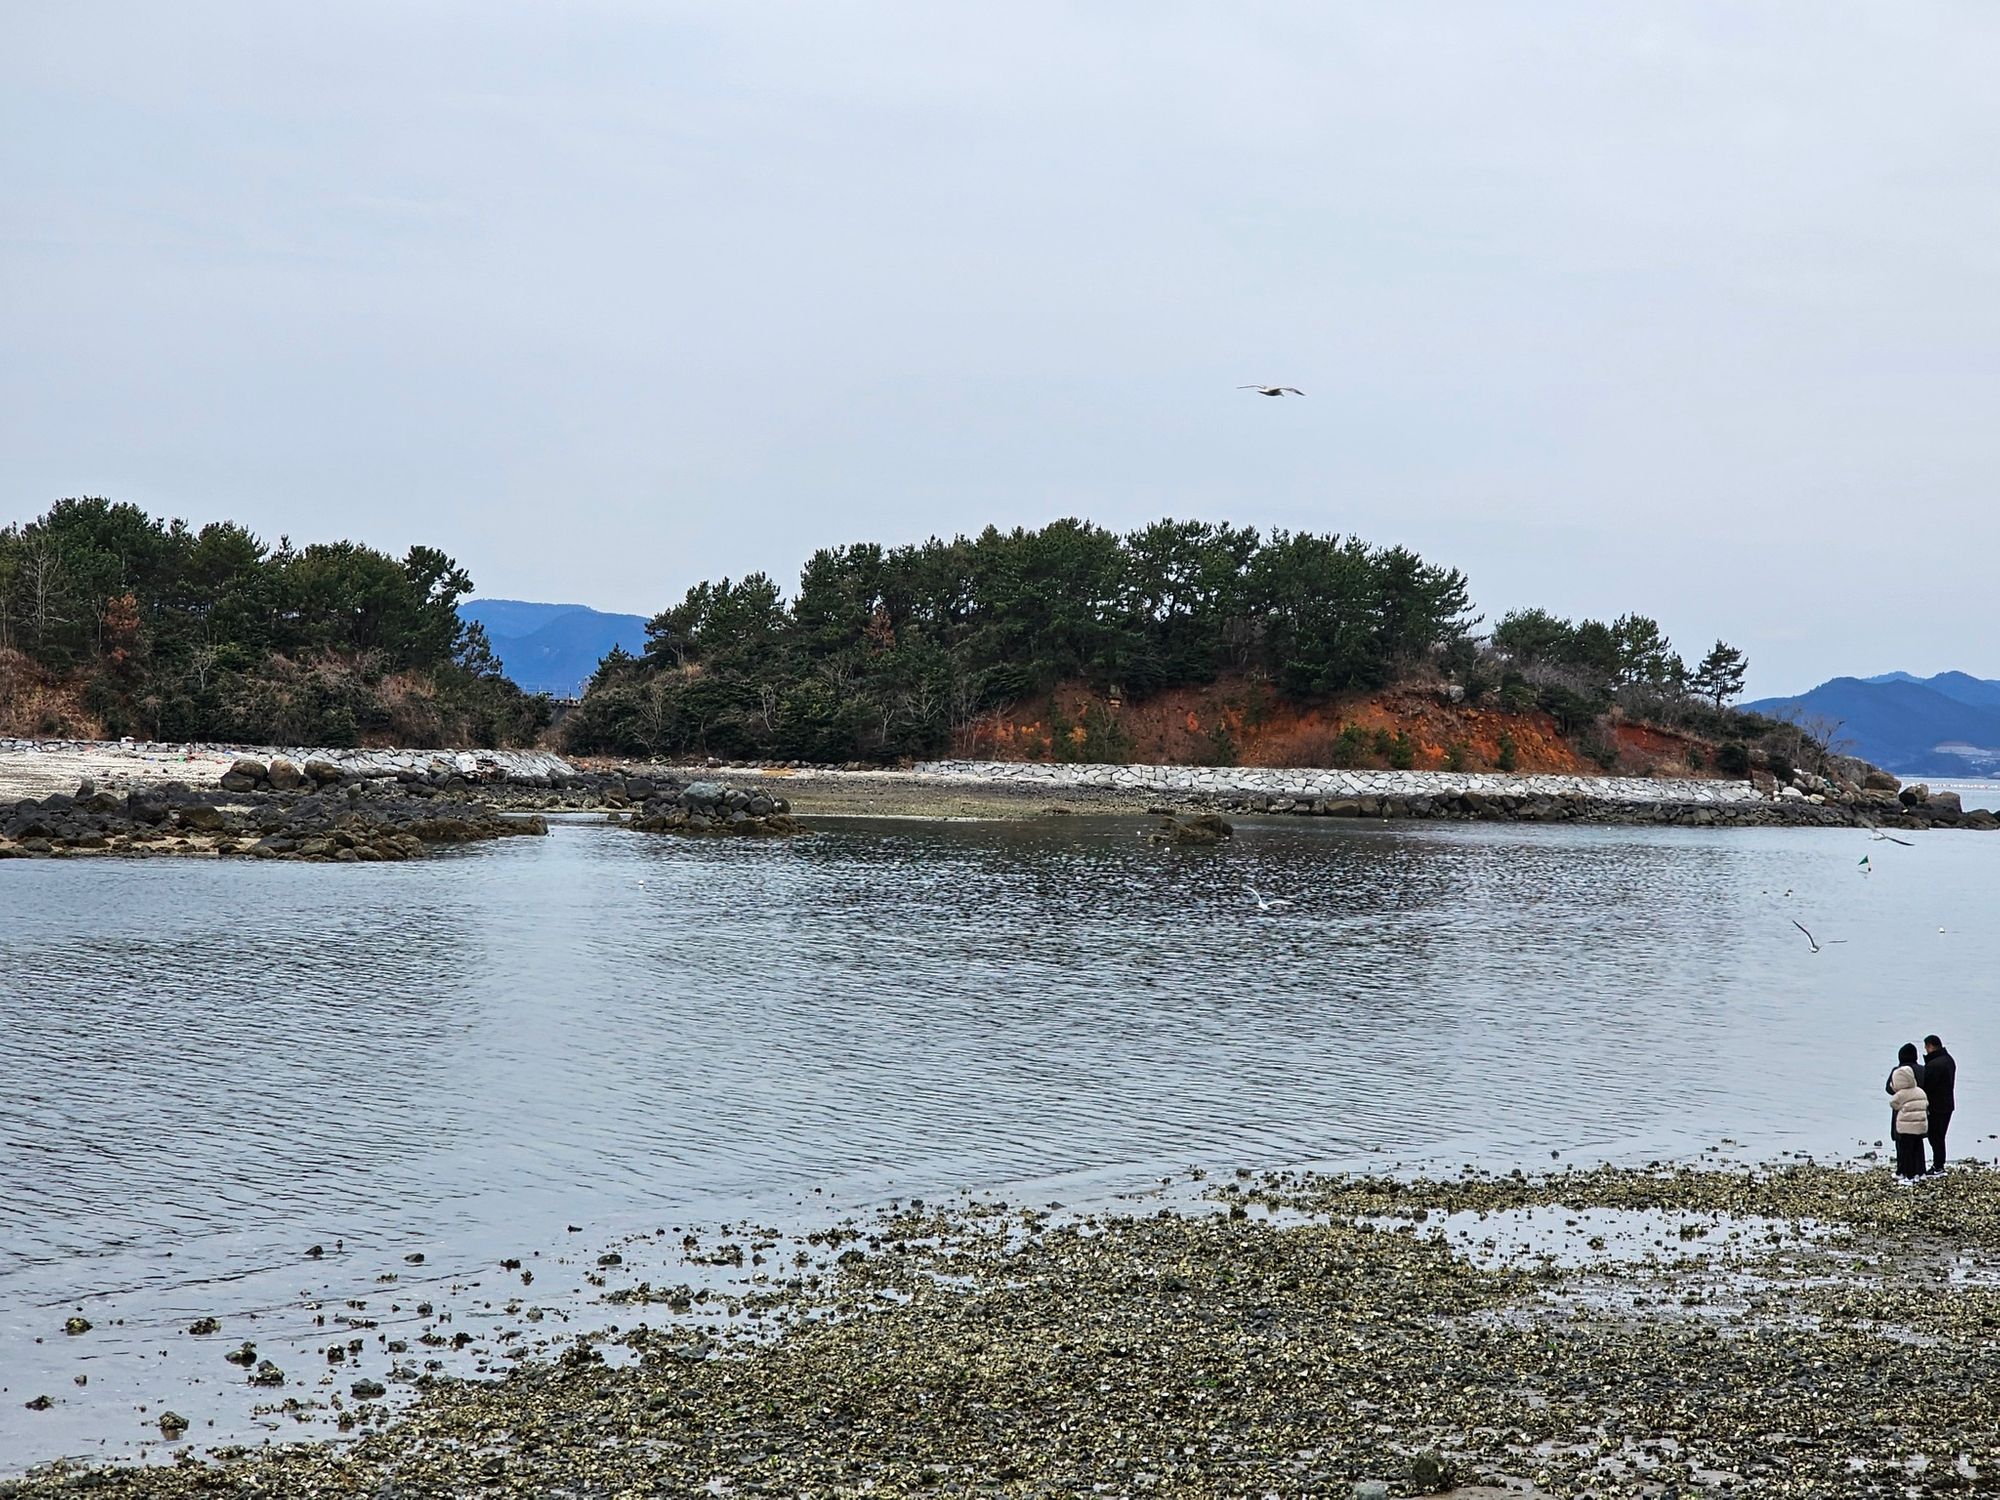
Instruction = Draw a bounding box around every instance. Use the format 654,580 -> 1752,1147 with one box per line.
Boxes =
1886,1035 -> 1957,1180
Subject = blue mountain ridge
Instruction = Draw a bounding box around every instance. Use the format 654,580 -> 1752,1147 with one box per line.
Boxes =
1744,671 -> 2000,778
458,598 -> 650,697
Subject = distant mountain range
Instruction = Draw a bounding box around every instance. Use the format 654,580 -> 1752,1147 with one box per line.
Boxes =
1743,671 -> 2000,779
457,599 -> 649,698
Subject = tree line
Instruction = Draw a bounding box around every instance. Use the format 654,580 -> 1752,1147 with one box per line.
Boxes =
0,498 -> 547,746
564,517 -> 1752,764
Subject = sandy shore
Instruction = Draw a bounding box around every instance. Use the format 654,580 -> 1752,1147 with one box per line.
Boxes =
0,743 -> 238,801
7,1160 -> 1997,1497
743,766 -> 1164,820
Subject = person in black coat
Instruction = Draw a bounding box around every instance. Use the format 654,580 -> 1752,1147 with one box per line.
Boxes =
1922,1035 -> 1957,1172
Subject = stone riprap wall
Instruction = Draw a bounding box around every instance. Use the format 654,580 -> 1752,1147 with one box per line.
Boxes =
0,739 -> 574,788
914,760 -> 1764,807
222,746 -> 576,783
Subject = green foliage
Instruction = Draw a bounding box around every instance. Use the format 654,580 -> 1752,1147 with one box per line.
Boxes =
0,498 -> 548,746
1443,740 -> 1471,772
1537,682 -> 1602,734
1078,703 -> 1133,764
1495,732 -> 1519,772
1386,731 -> 1416,770
1690,639 -> 1749,709
1330,723 -> 1371,768
566,518 -> 1479,763
1717,741 -> 1751,777
1205,721 -> 1238,766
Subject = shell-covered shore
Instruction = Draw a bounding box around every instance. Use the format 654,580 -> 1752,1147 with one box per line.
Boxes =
7,1161 -> 1996,1498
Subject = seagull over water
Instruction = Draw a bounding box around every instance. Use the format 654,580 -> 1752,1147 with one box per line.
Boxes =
1239,384 -> 1304,397
1245,884 -> 1296,912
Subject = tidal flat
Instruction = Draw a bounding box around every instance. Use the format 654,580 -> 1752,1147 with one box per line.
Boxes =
6,1163 -> 1998,1498
7,814 -> 1997,1495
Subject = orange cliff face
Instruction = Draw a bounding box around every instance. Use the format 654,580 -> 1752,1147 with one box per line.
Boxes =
955,677 -> 1723,778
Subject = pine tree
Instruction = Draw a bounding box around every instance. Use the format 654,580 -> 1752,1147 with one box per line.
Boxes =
1691,639 -> 1748,709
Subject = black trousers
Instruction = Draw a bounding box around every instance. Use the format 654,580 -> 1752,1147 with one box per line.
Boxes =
1929,1108 -> 1953,1172
1895,1132 -> 1927,1178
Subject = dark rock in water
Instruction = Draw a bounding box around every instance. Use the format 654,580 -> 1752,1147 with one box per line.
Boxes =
63,1316 -> 91,1335
158,1410 -> 189,1438
1,776 -> 547,862
1900,783 -> 1930,807
23,1395 -> 51,1412
1929,790 -> 1964,817
188,1316 -> 221,1336
224,1342 -> 257,1366
597,1252 -> 623,1267
1150,812 -> 1232,846
351,1378 -> 387,1399
627,779 -> 797,838
249,1359 -> 285,1387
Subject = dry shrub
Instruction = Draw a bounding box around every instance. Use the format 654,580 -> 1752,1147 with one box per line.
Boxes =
0,648 -> 101,739
1260,722 -> 1369,770
379,671 -> 447,746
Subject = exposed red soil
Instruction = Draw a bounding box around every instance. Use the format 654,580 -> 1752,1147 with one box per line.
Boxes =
956,676 -> 1725,778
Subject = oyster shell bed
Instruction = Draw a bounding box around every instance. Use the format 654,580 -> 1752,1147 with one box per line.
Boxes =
7,1161 -> 1997,1498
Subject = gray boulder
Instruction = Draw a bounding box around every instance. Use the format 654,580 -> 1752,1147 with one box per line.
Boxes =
220,757 -> 268,792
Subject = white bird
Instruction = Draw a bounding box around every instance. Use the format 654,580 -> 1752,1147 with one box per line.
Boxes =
1244,884 -> 1296,912
1239,385 -> 1304,397
1871,831 -> 1915,846
1791,920 -> 1821,953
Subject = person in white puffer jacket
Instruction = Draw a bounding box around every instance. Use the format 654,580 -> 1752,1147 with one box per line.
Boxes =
1888,1063 -> 1929,1180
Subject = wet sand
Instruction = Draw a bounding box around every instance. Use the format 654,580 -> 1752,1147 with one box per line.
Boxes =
739,766 -> 1164,820
0,745 -> 236,802
7,1160 -> 1997,1498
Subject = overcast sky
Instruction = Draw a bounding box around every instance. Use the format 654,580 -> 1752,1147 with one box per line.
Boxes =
5,4 -> 1996,696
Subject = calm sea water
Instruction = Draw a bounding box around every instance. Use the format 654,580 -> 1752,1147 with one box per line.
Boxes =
2,813 -> 1995,1467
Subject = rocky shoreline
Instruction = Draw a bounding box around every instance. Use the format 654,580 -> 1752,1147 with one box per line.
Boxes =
0,766 -> 547,861
4,739 -> 1994,840
6,1159 -> 1997,1498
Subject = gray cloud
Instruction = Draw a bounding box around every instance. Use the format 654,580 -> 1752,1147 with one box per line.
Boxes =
5,2 -> 1997,694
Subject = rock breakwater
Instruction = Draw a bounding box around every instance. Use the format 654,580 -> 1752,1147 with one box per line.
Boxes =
915,759 -> 1998,831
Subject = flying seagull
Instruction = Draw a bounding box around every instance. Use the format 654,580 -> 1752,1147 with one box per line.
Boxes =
1791,920 -> 1821,954
1871,831 -> 1915,846
1239,385 -> 1304,397
1245,884 -> 1296,912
